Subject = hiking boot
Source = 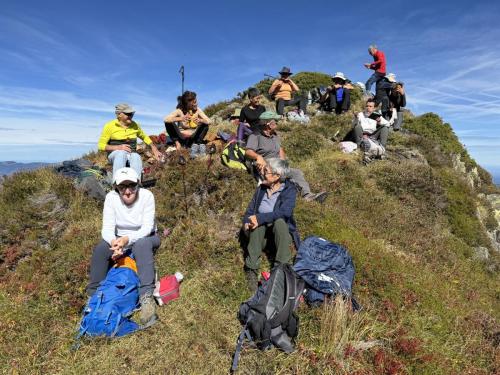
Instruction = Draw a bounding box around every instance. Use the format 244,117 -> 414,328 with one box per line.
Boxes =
139,293 -> 157,326
244,268 -> 258,293
189,144 -> 200,159
198,144 -> 206,157
303,191 -> 328,204
360,139 -> 371,153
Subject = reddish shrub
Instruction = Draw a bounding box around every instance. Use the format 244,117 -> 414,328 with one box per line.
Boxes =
394,337 -> 422,356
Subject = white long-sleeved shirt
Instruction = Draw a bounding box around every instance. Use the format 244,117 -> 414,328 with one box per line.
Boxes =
101,188 -> 156,247
355,111 -> 389,134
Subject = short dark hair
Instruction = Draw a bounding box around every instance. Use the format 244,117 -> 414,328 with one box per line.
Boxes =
247,87 -> 261,99
366,98 -> 376,105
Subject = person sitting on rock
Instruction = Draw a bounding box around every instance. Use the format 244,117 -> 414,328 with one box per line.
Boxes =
239,87 -> 266,130
242,158 -> 299,291
319,72 -> 351,114
352,98 -> 390,147
164,91 -> 211,157
98,103 -> 162,179
245,110 -> 327,203
375,73 -> 397,120
86,167 -> 160,326
364,44 -> 387,93
268,67 -> 307,116
389,78 -> 406,131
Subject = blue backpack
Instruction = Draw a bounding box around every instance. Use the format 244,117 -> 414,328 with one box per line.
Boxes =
76,261 -> 141,340
293,236 -> 360,310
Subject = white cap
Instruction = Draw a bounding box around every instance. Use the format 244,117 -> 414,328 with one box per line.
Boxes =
113,167 -> 139,185
175,272 -> 184,282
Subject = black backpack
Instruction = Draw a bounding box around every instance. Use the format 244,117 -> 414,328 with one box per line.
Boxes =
231,264 -> 305,372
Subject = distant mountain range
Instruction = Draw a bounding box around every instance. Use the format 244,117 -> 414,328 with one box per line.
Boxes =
0,161 -> 50,176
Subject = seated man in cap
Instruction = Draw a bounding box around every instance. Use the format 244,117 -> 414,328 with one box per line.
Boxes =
268,67 -> 307,116
87,167 -> 160,325
352,98 -> 390,148
98,103 -> 162,178
319,72 -> 351,114
245,110 -> 327,203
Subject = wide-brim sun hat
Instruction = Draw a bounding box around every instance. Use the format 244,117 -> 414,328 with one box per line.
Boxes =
385,73 -> 397,83
332,72 -> 346,81
230,108 -> 241,118
113,167 -> 139,185
259,111 -> 282,121
279,67 -> 292,75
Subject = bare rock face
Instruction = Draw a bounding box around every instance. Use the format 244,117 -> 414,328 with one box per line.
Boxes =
473,246 -> 490,261
451,154 -> 481,188
485,194 -> 500,252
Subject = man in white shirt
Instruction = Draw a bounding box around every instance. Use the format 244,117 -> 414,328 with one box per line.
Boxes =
353,98 -> 390,147
86,167 -> 160,325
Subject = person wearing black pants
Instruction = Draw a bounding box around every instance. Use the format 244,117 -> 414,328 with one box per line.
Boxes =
276,96 -> 308,116
164,121 -> 209,148
163,90 -> 211,153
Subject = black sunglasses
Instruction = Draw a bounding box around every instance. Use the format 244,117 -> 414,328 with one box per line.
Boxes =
123,112 -> 134,118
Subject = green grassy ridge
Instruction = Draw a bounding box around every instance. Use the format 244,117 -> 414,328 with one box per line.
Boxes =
1,90 -> 499,373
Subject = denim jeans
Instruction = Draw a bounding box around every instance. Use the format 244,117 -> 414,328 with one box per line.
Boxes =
365,72 -> 385,92
108,150 -> 143,179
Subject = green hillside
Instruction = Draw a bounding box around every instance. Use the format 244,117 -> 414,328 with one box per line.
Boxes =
1,73 -> 499,374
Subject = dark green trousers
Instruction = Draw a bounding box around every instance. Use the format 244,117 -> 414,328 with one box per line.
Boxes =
245,218 -> 292,270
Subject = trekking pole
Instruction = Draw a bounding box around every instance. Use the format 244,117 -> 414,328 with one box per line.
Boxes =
179,65 -> 185,95
178,155 -> 189,217
200,144 -> 217,207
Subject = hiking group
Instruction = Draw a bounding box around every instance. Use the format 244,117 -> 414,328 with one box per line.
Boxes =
86,44 -> 406,333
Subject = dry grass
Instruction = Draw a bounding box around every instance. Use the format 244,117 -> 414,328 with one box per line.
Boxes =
0,89 -> 499,374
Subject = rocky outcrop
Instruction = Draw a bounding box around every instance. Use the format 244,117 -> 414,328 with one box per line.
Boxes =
451,154 -> 481,188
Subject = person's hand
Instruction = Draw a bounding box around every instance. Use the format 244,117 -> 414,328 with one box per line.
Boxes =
110,236 -> 128,251
247,215 -> 258,230
116,144 -> 131,152
397,86 -> 405,95
153,148 -> 163,161
256,156 -> 267,173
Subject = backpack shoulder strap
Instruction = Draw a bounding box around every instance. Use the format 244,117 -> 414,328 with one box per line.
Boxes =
269,266 -> 303,328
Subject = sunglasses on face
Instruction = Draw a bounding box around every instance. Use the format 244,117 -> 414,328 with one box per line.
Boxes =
123,112 -> 134,118
117,183 -> 138,192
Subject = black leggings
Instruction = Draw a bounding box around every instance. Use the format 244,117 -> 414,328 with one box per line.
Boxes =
164,122 -> 209,148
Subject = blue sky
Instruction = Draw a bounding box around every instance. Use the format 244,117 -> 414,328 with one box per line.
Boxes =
0,0 -> 499,174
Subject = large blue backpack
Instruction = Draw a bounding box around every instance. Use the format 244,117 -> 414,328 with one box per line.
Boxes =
77,260 -> 140,340
293,236 -> 360,309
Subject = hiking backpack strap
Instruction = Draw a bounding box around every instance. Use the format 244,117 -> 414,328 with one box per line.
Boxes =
268,266 -> 303,330
231,324 -> 252,373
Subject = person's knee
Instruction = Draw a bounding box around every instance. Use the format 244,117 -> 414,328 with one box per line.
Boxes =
273,218 -> 288,231
93,241 -> 111,257
132,237 -> 155,255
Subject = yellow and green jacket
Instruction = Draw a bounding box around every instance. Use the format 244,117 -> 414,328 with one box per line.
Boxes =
97,119 -> 152,152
